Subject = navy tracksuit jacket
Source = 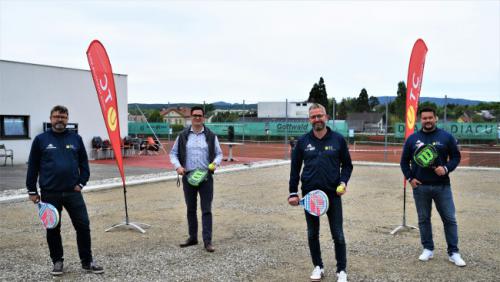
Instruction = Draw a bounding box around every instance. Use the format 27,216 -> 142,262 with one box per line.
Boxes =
26,129 -> 90,195
289,127 -> 353,195
400,128 -> 461,185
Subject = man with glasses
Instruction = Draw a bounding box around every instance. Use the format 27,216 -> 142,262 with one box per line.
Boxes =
26,105 -> 104,276
288,103 -> 353,282
169,106 -> 223,252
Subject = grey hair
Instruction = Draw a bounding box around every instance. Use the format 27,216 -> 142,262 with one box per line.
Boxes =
308,103 -> 326,113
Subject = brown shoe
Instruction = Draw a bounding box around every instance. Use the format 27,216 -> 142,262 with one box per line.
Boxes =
180,238 -> 198,248
204,243 -> 215,252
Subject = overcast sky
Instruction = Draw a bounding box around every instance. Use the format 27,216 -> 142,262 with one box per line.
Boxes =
1,1 -> 498,104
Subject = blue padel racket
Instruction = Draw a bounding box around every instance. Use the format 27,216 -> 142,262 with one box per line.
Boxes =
299,190 -> 329,216
37,202 -> 60,229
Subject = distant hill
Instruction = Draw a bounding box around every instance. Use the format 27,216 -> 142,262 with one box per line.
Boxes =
376,96 -> 488,106
212,101 -> 257,110
130,97 -> 492,112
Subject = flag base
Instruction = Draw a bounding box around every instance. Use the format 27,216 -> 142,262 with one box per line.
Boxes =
390,224 -> 418,235
105,217 -> 151,234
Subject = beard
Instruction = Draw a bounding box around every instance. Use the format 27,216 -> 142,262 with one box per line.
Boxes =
53,122 -> 66,131
313,121 -> 325,131
423,122 -> 436,131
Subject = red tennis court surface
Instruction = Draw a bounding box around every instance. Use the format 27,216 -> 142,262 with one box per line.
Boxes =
91,141 -> 500,169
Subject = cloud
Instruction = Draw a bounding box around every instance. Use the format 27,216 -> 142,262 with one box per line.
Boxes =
1,1 -> 498,103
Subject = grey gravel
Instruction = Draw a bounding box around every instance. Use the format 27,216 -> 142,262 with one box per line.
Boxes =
0,165 -> 499,281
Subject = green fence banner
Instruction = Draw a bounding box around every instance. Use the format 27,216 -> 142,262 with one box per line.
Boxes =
128,122 -> 170,135
395,122 -> 497,140
205,120 -> 348,137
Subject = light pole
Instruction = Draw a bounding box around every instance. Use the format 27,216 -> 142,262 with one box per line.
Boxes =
285,99 -> 289,159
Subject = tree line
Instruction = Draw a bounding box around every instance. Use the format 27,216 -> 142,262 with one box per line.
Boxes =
130,77 -> 498,124
308,77 -> 499,123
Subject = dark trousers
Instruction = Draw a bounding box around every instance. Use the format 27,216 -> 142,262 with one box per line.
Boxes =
182,175 -> 214,244
304,191 -> 346,273
41,191 -> 92,265
412,184 -> 459,255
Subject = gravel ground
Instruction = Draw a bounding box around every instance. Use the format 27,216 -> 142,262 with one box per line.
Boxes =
0,165 -> 499,281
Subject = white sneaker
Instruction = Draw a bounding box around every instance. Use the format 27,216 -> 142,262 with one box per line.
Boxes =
337,270 -> 348,282
449,252 -> 466,267
418,249 -> 434,261
310,266 -> 324,281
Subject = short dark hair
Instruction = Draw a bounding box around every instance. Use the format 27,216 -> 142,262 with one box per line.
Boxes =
419,106 -> 436,116
191,106 -> 205,116
50,105 -> 69,116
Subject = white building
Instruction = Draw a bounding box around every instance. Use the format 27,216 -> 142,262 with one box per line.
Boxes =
257,101 -> 313,118
0,60 -> 128,164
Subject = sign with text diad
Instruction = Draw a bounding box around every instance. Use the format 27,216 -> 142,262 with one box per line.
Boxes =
395,122 -> 497,140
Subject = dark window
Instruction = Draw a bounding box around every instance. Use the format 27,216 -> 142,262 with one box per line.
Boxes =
0,115 -> 30,139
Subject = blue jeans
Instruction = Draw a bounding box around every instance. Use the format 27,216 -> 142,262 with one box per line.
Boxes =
41,191 -> 93,265
304,191 -> 346,273
182,174 -> 214,244
412,184 -> 459,255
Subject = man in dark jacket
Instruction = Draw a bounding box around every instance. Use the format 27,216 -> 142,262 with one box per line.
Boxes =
26,105 -> 103,276
400,106 -> 465,267
289,103 -> 353,282
169,106 -> 223,252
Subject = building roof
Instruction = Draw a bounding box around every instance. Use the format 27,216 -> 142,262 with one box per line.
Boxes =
0,59 -> 127,76
161,107 -> 191,118
238,117 -> 308,122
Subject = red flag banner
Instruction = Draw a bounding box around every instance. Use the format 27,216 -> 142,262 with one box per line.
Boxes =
86,40 -> 125,185
404,39 -> 428,140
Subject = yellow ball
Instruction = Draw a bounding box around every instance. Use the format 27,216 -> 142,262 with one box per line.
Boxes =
336,185 -> 345,194
208,163 -> 216,171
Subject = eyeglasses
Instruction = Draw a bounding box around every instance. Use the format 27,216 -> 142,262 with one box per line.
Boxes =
192,114 -> 204,118
309,114 -> 324,120
51,115 -> 68,120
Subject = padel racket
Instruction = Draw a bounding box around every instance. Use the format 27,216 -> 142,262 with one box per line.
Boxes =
187,169 -> 209,187
413,144 -> 439,168
37,202 -> 60,229
299,190 -> 329,216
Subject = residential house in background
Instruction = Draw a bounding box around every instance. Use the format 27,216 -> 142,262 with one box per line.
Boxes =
161,107 -> 191,127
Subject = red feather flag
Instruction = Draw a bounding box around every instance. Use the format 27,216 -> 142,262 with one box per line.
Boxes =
86,40 -> 125,186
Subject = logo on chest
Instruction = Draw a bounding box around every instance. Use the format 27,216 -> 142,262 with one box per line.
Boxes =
324,145 -> 335,151
431,141 -> 442,147
46,144 -> 57,150
305,144 -> 316,151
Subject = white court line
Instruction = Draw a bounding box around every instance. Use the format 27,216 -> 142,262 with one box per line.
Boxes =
2,159 -> 498,204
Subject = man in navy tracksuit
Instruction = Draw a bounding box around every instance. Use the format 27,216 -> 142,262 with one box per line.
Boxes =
26,105 -> 104,276
400,106 -> 465,267
289,103 -> 353,282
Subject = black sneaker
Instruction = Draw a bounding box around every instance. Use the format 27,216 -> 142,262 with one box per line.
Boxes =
180,238 -> 198,248
51,261 -> 63,276
82,262 -> 104,274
